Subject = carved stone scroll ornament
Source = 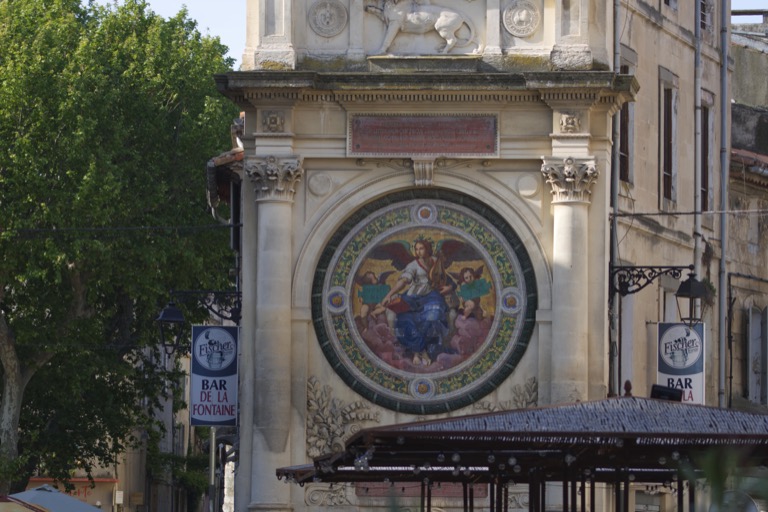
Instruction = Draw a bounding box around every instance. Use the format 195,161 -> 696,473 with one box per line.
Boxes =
306,484 -> 352,506
306,376 -> 381,459
540,156 -> 598,203
472,376 -> 538,412
244,156 -> 304,201
508,492 -> 531,510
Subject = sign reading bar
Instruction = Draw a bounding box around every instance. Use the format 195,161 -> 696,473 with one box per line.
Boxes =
191,325 -> 239,426
657,322 -> 705,404
348,114 -> 499,157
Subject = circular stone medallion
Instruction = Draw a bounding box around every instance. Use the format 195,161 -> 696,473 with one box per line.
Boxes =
308,0 -> 348,38
313,191 -> 537,414
503,0 -> 541,38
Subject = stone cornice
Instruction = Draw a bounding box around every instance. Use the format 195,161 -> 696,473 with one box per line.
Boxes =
215,71 -> 637,108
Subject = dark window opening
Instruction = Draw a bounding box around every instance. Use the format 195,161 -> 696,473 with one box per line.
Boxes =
700,106 -> 710,211
619,65 -> 630,183
662,88 -> 673,200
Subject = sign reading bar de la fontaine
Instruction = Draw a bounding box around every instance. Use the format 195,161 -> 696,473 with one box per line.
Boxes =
190,325 -> 239,426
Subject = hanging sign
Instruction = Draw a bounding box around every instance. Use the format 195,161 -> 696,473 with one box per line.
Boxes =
190,325 -> 239,426
657,323 -> 705,404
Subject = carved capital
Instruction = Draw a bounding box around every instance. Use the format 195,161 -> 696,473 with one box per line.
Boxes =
245,155 -> 304,201
541,156 -> 598,203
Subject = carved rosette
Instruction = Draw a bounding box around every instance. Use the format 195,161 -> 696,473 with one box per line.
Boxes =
262,110 -> 285,133
541,156 -> 598,204
503,0 -> 541,38
308,0 -> 348,38
245,155 -> 304,201
558,113 -> 581,133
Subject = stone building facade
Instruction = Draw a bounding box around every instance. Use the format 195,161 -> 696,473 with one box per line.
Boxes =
726,13 -> 768,413
209,1 -> 745,511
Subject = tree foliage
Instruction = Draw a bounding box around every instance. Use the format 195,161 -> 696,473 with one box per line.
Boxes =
0,0 -> 240,493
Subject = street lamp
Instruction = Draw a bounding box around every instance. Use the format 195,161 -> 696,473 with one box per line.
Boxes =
674,271 -> 710,327
610,264 -> 709,327
156,290 -> 242,354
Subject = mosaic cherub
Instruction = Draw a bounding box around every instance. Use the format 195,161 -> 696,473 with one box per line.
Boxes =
451,265 -> 492,320
354,270 -> 395,331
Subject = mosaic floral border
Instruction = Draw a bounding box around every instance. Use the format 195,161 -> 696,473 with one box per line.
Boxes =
312,190 -> 537,414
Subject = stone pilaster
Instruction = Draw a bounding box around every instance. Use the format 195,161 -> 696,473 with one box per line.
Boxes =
541,156 -> 597,404
243,155 -> 303,512
242,0 -> 297,70
550,0 -> 597,69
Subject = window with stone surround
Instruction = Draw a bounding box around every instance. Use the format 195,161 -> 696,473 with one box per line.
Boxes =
663,0 -> 677,10
700,0 -> 711,32
746,306 -> 768,405
619,45 -> 637,184
659,67 -> 678,207
700,103 -> 711,212
619,79 -> 631,182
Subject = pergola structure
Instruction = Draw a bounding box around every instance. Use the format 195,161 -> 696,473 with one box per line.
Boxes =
277,397 -> 768,512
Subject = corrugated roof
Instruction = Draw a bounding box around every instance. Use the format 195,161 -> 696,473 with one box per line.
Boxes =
381,397 -> 768,437
277,398 -> 768,486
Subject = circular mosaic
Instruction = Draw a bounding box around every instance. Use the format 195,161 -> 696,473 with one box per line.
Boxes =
308,0 -> 348,38
503,0 -> 541,38
313,191 -> 537,414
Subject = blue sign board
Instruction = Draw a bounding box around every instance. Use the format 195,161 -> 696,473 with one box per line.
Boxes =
657,323 -> 705,404
190,325 -> 239,426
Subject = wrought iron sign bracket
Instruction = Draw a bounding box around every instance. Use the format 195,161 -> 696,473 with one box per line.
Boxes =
168,290 -> 242,324
156,290 -> 242,355
610,265 -> 694,296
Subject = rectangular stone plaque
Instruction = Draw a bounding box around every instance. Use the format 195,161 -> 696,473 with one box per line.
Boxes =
348,114 -> 499,157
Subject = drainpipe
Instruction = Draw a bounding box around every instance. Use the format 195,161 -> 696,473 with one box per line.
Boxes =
718,0 -> 731,408
694,0 -> 702,284
608,0 -> 622,397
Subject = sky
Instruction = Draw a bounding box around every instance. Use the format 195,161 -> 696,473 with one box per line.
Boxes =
135,0 -> 247,69
132,0 -> 764,70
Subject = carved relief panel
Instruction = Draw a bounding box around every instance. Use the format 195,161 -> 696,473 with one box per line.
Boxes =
361,0 -> 486,55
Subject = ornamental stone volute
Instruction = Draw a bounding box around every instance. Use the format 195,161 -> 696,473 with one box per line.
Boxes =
541,156 -> 598,204
245,155 -> 304,201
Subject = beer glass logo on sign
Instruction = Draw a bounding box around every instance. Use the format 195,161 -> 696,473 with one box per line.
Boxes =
194,327 -> 236,370
659,324 -> 702,370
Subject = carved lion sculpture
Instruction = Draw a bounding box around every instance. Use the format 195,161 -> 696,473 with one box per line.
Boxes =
365,0 -> 482,55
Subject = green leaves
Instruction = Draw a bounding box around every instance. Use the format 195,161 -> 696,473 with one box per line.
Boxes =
0,0 -> 240,492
